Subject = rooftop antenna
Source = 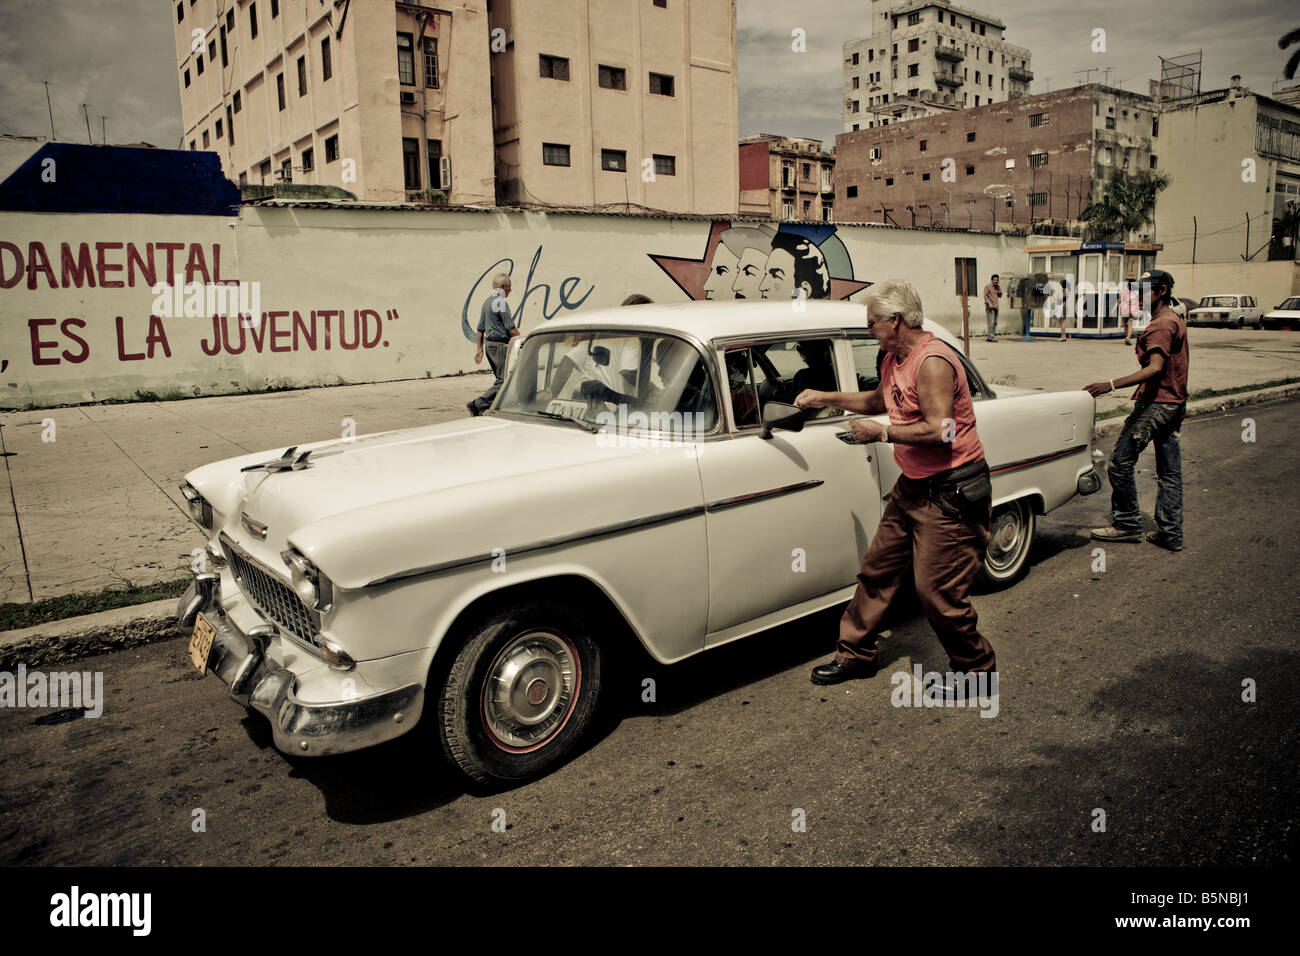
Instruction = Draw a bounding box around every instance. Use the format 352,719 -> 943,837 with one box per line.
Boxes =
100,115 -> 107,144
42,81 -> 55,139
81,104 -> 92,143
1075,68 -> 1097,86
1101,67 -> 1114,87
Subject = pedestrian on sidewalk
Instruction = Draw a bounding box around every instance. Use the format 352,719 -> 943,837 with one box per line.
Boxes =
795,279 -> 996,686
1083,270 -> 1189,552
468,273 -> 518,417
983,274 -> 1002,342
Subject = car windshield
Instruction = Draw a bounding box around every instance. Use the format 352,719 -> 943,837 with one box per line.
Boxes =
496,330 -> 719,435
1197,296 -> 1237,308
1277,297 -> 1300,311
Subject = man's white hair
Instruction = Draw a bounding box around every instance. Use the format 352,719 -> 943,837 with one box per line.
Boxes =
491,272 -> 512,289
864,278 -> 925,329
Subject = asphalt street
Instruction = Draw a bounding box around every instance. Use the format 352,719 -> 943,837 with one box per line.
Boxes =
1,398 -> 1297,866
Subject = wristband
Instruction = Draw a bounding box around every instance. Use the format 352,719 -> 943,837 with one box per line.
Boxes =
881,424 -> 891,443
1109,379 -> 1116,393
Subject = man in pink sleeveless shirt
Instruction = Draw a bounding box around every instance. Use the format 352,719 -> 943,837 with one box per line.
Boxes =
795,279 -> 997,685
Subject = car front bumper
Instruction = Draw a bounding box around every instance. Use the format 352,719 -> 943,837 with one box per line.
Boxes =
1077,466 -> 1102,496
177,575 -> 423,756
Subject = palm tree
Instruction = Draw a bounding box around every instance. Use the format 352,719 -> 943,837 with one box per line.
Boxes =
1080,171 -> 1170,242
1281,27 -> 1300,79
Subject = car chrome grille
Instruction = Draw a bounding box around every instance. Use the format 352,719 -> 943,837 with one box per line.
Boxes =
220,535 -> 319,646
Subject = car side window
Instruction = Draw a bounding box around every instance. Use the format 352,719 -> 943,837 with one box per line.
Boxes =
848,336 -> 882,392
723,338 -> 842,431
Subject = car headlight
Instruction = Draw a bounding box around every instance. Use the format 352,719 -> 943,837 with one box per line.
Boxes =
179,482 -> 213,530
281,548 -> 334,612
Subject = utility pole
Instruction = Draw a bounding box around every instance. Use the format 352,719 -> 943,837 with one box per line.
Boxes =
81,104 -> 92,143
43,81 -> 56,139
100,115 -> 107,144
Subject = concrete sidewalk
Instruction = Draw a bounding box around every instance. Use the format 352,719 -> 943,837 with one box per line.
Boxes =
2,327 -> 1298,605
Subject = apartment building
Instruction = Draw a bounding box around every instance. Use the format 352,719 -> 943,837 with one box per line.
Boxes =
738,134 -> 835,221
488,0 -> 738,214
833,85 -> 1157,230
171,0 -> 738,213
843,0 -> 1032,133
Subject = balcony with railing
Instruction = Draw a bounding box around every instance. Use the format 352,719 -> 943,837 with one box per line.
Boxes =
1009,65 -> 1033,83
935,70 -> 963,88
935,46 -> 965,63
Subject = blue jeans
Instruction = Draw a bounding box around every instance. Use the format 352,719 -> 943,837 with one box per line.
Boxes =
1106,401 -> 1186,542
470,340 -> 509,413
985,308 -> 998,340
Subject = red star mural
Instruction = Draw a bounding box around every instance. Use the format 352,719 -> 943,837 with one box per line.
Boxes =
648,220 -> 872,302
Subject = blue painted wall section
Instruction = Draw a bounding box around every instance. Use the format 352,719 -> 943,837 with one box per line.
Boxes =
0,144 -> 241,217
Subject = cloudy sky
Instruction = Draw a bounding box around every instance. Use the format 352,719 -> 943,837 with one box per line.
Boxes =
0,0 -> 1295,147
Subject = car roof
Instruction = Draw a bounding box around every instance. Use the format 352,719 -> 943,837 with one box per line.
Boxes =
536,299 -> 963,351
1197,294 -> 1244,299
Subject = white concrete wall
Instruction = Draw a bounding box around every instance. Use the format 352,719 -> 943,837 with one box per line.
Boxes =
1159,260 -> 1300,310
0,206 -> 1026,408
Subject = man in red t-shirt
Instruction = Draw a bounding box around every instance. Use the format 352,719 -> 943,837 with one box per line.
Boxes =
1084,270 -> 1189,551
796,278 -> 996,685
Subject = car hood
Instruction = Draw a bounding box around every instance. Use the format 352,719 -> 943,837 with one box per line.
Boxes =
187,415 -> 705,588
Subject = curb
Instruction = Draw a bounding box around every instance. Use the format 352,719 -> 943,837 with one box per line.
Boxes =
0,598 -> 183,671
1092,382 -> 1300,441
3,381 -> 1298,668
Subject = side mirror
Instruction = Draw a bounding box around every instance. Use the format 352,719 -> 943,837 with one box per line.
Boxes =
591,346 -> 611,367
760,402 -> 806,438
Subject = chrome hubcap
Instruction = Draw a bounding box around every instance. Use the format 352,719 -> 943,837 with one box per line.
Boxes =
987,508 -> 1026,572
482,631 -> 578,750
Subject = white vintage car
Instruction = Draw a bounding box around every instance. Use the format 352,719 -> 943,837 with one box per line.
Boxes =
177,301 -> 1101,785
1186,294 -> 1263,329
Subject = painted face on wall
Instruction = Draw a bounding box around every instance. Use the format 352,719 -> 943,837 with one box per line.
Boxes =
758,248 -> 797,301
702,243 -> 739,300
731,247 -> 769,299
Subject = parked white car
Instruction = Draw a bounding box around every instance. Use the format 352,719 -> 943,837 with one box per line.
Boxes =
1261,296 -> 1300,331
177,301 -> 1101,785
1186,294 -> 1263,329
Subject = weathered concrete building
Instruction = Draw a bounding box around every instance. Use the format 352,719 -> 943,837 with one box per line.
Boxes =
842,0 -> 1032,133
171,0 -> 738,213
738,134 -> 835,221
833,84 -> 1157,230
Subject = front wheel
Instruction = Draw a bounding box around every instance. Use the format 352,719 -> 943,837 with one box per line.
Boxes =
980,499 -> 1036,588
436,599 -> 602,787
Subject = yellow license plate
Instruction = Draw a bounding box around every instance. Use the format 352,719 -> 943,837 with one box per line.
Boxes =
189,615 -> 217,673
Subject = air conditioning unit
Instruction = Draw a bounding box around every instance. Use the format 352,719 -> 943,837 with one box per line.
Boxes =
439,155 -> 452,190
400,91 -> 417,106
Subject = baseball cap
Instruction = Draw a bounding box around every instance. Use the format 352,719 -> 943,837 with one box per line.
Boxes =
1139,269 -> 1174,291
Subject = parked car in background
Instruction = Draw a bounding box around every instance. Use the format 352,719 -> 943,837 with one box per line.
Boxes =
1260,296 -> 1300,331
1187,295 -> 1263,329
176,302 -> 1102,787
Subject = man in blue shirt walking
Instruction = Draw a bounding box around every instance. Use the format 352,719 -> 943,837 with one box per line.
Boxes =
468,273 -> 517,416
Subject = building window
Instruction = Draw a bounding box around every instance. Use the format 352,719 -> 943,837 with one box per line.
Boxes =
276,73 -> 285,110
402,138 -> 421,189
260,159 -> 271,181
227,10 -> 233,32
325,134 -> 339,162
196,54 -> 204,75
846,185 -> 858,197
802,200 -> 812,217
919,139 -> 927,151
601,149 -> 628,172
543,143 -> 571,166
209,39 -> 216,62
885,177 -> 894,186
1028,151 -> 1048,167
908,38 -> 919,52
965,164 -> 975,175
279,158 -> 291,182
297,56 -> 307,96
190,141 -> 196,150
226,105 -> 234,145
1105,116 -> 1116,130
868,147 -> 880,160
966,131 -> 975,142
1150,154 -> 1158,169
249,2 -> 258,37
599,65 -> 626,90
428,139 -> 443,186
177,3 -> 183,22
907,11 -> 920,24
782,202 -> 793,219
540,54 -> 570,80
852,76 -> 859,89
424,37 -> 439,88
202,129 -> 210,148
822,205 -> 832,222
852,124 -> 860,131
233,90 -> 241,113
215,118 -> 223,139
852,52 -> 859,65
802,162 -> 812,180
1029,112 -> 1049,127
653,0 -> 667,6
922,172 -> 930,181
398,33 -> 416,85
219,26 -> 228,66
974,95 -> 979,106
649,72 -> 675,96
1029,192 -> 1047,207
653,154 -> 676,176
1152,118 -> 1159,136
322,38 -> 333,81
183,69 -> 191,87
852,100 -> 860,113
302,147 -> 314,172
270,0 -> 279,17
975,71 -> 980,83
908,63 -> 919,77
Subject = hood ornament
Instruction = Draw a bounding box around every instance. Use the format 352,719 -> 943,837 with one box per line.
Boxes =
240,446 -> 313,474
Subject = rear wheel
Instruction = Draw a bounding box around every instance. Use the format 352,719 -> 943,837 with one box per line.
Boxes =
980,499 -> 1036,588
437,599 -> 602,787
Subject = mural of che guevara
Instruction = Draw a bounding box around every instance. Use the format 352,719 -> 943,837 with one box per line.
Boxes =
651,221 -> 871,303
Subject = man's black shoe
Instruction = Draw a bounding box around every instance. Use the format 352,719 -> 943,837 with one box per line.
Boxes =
466,401 -> 480,417
810,661 -> 876,685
